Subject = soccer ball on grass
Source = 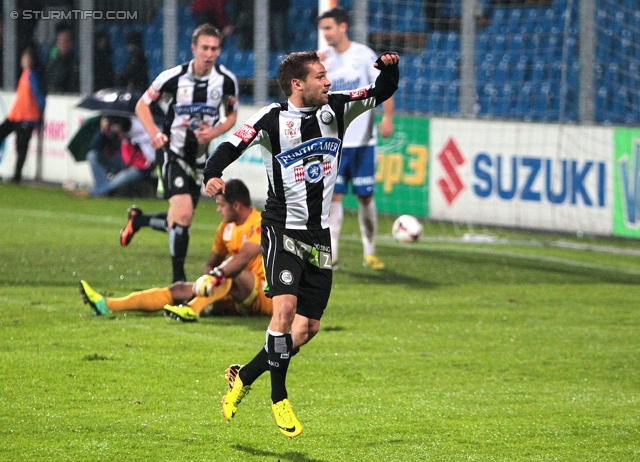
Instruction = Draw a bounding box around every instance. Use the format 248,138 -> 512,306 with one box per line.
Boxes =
392,215 -> 423,243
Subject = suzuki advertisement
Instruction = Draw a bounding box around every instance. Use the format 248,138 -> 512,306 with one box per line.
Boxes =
429,118 -> 614,235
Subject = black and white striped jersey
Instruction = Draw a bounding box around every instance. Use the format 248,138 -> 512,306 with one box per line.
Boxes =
204,61 -> 398,231
142,60 -> 239,167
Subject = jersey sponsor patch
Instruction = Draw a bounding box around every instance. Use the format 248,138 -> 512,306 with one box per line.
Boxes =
146,85 -> 161,102
174,104 -> 219,117
234,124 -> 257,143
177,86 -> 194,104
349,88 -> 369,100
284,120 -> 299,137
275,137 -> 341,168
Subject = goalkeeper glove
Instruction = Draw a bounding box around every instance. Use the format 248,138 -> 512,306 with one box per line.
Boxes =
192,267 -> 226,297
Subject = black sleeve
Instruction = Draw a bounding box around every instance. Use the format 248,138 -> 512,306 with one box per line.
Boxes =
203,142 -> 245,183
373,52 -> 400,106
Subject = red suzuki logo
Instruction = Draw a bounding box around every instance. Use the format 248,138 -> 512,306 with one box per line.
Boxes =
437,137 -> 465,205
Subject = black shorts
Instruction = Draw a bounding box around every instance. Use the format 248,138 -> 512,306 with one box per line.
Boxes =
159,149 -> 202,208
261,225 -> 333,321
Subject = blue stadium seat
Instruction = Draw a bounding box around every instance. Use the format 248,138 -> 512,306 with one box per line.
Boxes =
596,86 -> 612,123
532,59 -> 547,82
515,82 -> 533,120
549,60 -> 563,82
532,82 -> 552,120
489,8 -> 508,34
507,8 -> 523,33
494,59 -> 508,84
493,34 -> 507,54
409,77 -> 429,112
427,82 -> 444,113
444,32 -> 460,52
523,7 -> 539,33
444,81 -> 460,115
508,34 -> 523,60
509,57 -> 527,82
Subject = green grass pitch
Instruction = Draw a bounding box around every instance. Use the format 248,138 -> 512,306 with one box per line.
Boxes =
0,182 -> 639,461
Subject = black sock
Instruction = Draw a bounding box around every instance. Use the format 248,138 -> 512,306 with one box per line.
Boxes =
239,347 -> 269,386
267,331 -> 293,404
147,212 -> 168,232
170,223 -> 189,282
238,344 -> 300,387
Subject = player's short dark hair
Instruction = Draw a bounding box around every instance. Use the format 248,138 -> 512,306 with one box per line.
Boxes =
277,51 -> 321,97
317,7 -> 350,26
192,23 -> 224,46
221,179 -> 251,207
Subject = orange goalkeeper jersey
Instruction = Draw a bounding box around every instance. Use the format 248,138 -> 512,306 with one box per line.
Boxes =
212,208 -> 263,279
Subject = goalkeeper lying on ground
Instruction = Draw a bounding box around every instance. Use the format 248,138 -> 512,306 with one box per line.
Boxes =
79,179 -> 272,322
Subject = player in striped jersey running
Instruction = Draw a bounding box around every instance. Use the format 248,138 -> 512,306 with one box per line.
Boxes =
202,50 -> 400,437
122,23 -> 239,283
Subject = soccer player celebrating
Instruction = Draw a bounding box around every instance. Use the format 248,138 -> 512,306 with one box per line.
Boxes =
318,7 -> 395,270
122,23 -> 239,283
80,179 -> 270,320
203,50 -> 400,437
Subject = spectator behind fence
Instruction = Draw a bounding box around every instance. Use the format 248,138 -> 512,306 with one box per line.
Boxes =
74,116 -> 154,198
115,31 -> 149,93
190,0 -> 234,35
94,30 -> 114,91
46,23 -> 79,93
232,0 -> 290,51
0,46 -> 46,184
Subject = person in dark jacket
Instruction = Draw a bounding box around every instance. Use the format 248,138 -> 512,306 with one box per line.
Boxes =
46,23 -> 79,93
115,31 -> 149,92
94,30 -> 114,91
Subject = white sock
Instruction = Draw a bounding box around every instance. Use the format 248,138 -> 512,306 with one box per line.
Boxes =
358,200 -> 378,257
329,201 -> 343,262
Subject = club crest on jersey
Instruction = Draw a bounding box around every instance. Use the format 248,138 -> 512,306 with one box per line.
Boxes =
295,161 -> 332,183
275,137 -> 341,168
349,88 -> 369,100
174,176 -> 185,188
320,110 -> 333,124
233,124 -> 257,143
210,89 -> 220,100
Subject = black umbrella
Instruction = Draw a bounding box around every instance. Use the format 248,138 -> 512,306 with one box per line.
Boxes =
76,87 -> 164,123
70,87 -> 165,162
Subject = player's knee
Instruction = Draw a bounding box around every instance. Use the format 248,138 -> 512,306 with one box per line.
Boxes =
357,195 -> 373,205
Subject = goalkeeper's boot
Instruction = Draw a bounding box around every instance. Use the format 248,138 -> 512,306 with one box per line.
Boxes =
221,364 -> 251,421
272,398 -> 303,438
120,206 -> 143,247
163,304 -> 198,322
79,280 -> 110,316
363,254 -> 385,270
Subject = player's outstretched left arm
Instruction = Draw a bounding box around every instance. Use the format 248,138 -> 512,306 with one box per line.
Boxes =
372,52 -> 400,106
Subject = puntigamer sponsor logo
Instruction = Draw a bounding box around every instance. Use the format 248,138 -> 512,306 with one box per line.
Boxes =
173,104 -> 219,117
275,137 -> 341,168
